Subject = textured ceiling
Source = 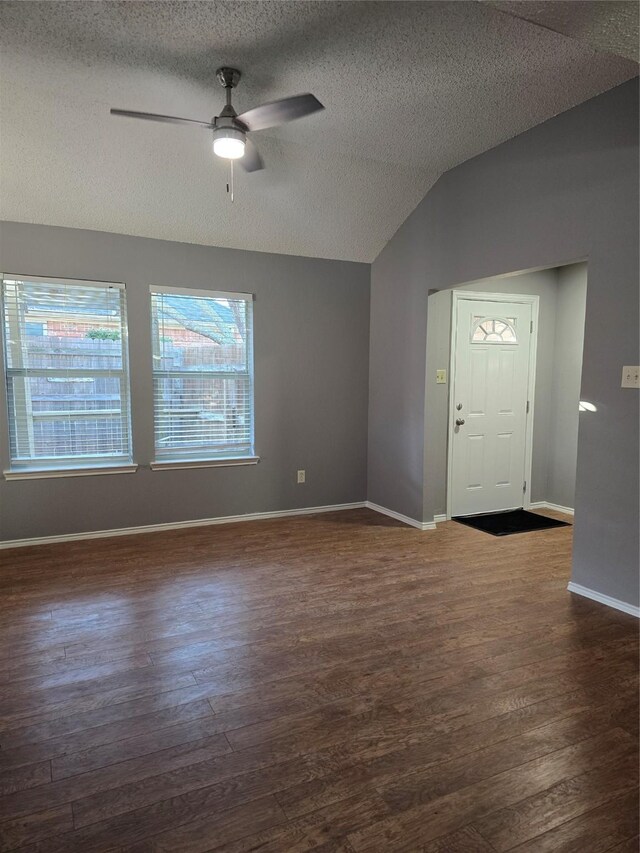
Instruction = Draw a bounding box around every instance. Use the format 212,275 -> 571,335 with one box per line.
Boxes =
0,1 -> 637,263
487,1 -> 639,62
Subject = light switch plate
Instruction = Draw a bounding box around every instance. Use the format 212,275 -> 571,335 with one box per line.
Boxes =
621,366 -> 640,388
436,369 -> 447,384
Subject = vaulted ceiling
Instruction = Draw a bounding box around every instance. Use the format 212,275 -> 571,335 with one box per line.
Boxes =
0,1 -> 637,263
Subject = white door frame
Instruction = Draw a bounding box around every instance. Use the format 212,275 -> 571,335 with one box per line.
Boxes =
446,290 -> 540,520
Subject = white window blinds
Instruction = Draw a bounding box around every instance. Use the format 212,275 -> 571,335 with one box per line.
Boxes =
150,287 -> 254,463
1,275 -> 133,471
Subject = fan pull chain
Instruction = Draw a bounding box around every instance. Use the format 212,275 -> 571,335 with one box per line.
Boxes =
226,159 -> 235,203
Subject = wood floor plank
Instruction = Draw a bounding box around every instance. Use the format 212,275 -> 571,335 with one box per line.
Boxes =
506,790 -> 639,852
70,686 -> 636,831
0,653 -> 153,694
71,747 -> 319,829
12,780 -> 287,852
0,647 -> 66,677
0,683 -> 218,745
194,792 -> 392,853
605,839 -> 640,853
0,803 -> 72,851
0,760 -> 51,797
222,657 -> 634,757
0,698 -> 213,766
50,714 -> 225,780
0,734 -> 232,824
471,752 -> 639,851
419,826 -> 496,852
0,509 -> 636,852
276,699 -> 635,821
347,728 -> 636,851
204,621 -> 630,718
121,795 -> 287,852
0,699 -> 214,776
0,670 -> 198,729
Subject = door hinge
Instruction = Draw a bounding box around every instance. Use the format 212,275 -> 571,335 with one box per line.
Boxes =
530,320 -> 534,333
523,480 -> 527,493
526,400 -> 530,414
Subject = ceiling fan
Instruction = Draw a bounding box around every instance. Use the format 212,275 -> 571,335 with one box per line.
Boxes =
111,67 -> 324,173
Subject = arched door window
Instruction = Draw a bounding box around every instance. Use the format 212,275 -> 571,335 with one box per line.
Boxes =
471,316 -> 517,343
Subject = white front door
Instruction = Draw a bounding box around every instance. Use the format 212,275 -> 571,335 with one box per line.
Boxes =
450,296 -> 535,517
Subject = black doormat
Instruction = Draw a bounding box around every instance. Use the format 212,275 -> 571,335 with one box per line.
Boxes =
453,508 -> 571,536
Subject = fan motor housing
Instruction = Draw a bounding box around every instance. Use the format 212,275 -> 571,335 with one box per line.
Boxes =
213,115 -> 247,133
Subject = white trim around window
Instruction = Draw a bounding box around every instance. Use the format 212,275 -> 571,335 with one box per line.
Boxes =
150,456 -> 260,471
151,285 -> 253,301
4,464 -> 138,481
1,274 -> 134,476
1,274 -> 126,289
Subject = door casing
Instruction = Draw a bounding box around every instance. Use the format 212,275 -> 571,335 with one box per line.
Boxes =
446,290 -> 540,520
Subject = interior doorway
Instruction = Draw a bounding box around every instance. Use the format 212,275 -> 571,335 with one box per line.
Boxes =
448,291 -> 538,517
424,262 -> 588,524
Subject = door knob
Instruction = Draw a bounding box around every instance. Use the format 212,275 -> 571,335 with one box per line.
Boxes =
455,418 -> 465,426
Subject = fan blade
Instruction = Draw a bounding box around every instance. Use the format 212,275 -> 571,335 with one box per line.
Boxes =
240,138 -> 264,172
110,109 -> 212,128
236,93 -> 324,132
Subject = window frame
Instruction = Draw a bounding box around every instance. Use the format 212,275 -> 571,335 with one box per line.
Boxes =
1,273 -> 136,478
149,285 -> 258,470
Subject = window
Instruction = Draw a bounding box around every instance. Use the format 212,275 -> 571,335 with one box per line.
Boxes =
150,287 -> 255,467
471,316 -> 517,343
1,275 -> 133,474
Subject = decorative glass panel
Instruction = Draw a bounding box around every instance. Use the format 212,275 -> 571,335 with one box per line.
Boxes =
471,316 -> 517,344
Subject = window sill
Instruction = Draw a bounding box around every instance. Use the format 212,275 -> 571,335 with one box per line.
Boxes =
4,464 -> 138,481
150,457 -> 260,471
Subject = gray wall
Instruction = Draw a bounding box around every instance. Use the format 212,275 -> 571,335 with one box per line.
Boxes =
0,223 -> 370,541
548,263 -> 587,509
424,265 -> 587,515
369,79 -> 639,607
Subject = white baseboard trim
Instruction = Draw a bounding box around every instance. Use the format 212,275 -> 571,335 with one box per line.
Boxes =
0,502 -> 367,550
567,581 -> 639,618
529,501 -> 574,516
365,501 -> 436,531
434,513 -> 448,524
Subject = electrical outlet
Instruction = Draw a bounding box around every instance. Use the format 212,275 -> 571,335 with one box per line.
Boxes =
621,366 -> 640,388
436,369 -> 447,384
297,469 -> 306,484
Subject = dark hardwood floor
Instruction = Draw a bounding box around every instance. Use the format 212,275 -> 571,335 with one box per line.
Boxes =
0,507 -> 637,852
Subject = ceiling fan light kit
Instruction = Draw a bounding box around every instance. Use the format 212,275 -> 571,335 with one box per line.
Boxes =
212,125 -> 245,159
111,66 -> 324,185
